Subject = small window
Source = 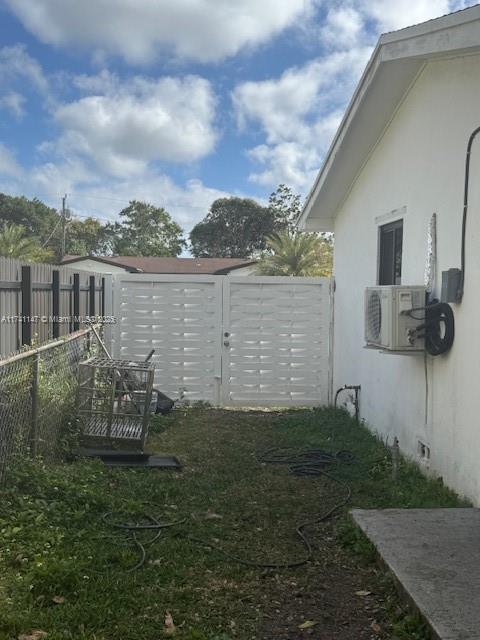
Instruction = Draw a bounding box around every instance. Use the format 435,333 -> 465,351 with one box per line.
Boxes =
378,219 -> 403,285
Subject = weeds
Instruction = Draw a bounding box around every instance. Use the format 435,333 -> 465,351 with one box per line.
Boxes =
0,408 -> 465,639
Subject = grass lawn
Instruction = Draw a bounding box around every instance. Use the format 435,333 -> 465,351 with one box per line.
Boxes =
0,408 -> 467,640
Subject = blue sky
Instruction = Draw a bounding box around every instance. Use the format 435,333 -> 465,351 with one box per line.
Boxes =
0,0 -> 475,234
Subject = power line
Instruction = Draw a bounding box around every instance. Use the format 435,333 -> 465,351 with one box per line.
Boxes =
68,192 -> 208,209
67,193 -> 134,205
69,212 -> 114,223
15,189 -> 210,210
41,215 -> 62,248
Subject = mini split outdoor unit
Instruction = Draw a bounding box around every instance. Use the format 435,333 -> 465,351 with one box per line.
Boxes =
365,286 -> 426,352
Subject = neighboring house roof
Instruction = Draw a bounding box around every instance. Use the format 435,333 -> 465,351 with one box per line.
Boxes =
298,4 -> 480,231
60,255 -> 256,274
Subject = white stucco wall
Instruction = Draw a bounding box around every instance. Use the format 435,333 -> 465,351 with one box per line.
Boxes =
62,259 -> 126,274
331,54 -> 480,503
63,259 -> 256,275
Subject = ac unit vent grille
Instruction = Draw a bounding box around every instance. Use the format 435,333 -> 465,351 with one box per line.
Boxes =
366,290 -> 382,341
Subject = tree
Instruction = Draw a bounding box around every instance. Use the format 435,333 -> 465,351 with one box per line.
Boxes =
0,223 -> 54,262
190,197 -> 275,258
65,217 -> 113,256
267,184 -> 302,233
0,193 -> 113,259
255,231 -> 333,277
313,233 -> 333,276
108,201 -> 186,257
0,193 -> 60,242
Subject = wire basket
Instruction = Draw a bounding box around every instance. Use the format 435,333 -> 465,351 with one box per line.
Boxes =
77,357 -> 155,450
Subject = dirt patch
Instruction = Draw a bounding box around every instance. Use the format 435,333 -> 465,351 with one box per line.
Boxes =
259,524 -> 390,639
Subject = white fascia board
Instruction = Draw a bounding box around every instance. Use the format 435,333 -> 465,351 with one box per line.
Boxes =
299,217 -> 335,232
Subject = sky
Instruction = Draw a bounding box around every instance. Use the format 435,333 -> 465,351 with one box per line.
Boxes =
0,0 -> 476,237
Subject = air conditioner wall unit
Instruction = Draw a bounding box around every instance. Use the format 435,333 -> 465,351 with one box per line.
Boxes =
365,286 -> 426,352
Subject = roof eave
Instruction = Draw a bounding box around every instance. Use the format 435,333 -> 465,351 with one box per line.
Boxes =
214,260 -> 257,274
298,4 -> 480,231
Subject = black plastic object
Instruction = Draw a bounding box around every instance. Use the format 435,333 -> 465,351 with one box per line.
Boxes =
73,449 -> 182,469
153,389 -> 175,415
99,455 -> 181,469
425,302 -> 455,356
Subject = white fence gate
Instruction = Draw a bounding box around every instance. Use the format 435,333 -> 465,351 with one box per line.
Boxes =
112,274 -> 332,408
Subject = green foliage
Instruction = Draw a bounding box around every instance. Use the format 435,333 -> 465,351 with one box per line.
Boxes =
190,196 -> 275,257
108,200 -> 186,257
392,613 -> 430,639
336,519 -> 377,562
0,408 -> 466,639
36,351 -> 81,458
0,192 -> 115,260
0,193 -> 59,241
190,186 -> 309,258
0,223 -> 54,262
255,231 -> 333,276
65,217 -> 113,257
267,183 -> 302,233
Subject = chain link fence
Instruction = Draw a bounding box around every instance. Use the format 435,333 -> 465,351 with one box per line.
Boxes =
0,328 -> 99,483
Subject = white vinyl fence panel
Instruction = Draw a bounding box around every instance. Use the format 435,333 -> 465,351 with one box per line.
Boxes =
113,275 -> 223,404
222,277 -> 331,407
113,274 -> 332,407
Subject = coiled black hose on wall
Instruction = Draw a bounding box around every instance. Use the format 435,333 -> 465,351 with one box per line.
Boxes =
425,302 -> 455,356
408,301 -> 455,356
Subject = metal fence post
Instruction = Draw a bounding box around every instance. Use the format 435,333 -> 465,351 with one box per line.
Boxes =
73,273 -> 80,330
89,275 -> 96,317
52,270 -> 60,339
101,277 -> 105,317
21,265 -> 32,346
30,351 -> 40,457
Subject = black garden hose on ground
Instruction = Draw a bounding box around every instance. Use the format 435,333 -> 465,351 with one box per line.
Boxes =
102,448 -> 355,572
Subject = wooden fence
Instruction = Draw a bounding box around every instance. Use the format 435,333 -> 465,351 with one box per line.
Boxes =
0,257 -> 106,357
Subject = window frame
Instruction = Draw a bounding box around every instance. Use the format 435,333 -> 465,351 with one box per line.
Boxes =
377,218 -> 404,286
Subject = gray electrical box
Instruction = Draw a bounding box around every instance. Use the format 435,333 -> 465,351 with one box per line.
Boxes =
441,268 -> 462,303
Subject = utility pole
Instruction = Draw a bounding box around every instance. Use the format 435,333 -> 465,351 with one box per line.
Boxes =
61,193 -> 67,259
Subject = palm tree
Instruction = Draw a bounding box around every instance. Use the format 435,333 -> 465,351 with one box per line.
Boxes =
255,231 -> 333,277
0,223 -> 53,262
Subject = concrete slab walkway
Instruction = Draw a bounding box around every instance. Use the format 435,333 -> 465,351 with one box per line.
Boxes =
352,508 -> 480,640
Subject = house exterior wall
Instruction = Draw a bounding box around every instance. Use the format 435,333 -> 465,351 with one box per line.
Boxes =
331,54 -> 480,503
61,259 -> 127,274
61,259 -> 256,275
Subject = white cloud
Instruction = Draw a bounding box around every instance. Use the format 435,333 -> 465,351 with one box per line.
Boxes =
365,0 -> 450,33
248,142 -> 321,189
317,0 -> 468,50
233,48 -> 371,189
233,0 -> 476,190
0,53 -> 225,237
0,143 -> 23,178
234,49 -> 369,144
321,7 -> 364,48
63,175 -> 232,231
51,73 -> 217,177
0,91 -> 26,119
5,0 -> 314,64
0,44 -> 48,93
0,152 -> 233,236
